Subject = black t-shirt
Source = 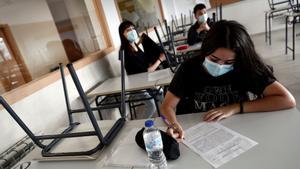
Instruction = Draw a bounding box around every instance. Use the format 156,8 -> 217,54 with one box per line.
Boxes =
124,34 -> 165,75
169,57 -> 276,114
187,18 -> 213,46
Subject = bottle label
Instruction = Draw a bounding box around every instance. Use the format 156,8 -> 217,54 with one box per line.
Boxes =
144,134 -> 163,151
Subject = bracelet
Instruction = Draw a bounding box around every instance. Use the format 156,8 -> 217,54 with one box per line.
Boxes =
167,122 -> 178,131
240,101 -> 244,114
158,58 -> 162,63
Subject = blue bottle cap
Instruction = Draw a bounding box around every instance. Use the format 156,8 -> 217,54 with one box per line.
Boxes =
145,120 -> 154,127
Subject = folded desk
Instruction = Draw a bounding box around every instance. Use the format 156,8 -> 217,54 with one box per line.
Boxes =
14,107 -> 300,169
87,69 -> 173,98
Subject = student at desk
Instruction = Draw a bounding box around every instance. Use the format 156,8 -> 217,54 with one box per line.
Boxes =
119,20 -> 166,75
118,20 -> 166,118
161,20 -> 296,142
187,3 -> 213,46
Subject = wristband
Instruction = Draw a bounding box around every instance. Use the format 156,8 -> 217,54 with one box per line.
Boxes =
240,101 -> 244,114
167,122 -> 178,131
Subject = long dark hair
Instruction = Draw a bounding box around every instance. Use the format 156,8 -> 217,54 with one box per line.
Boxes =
118,20 -> 136,52
199,20 -> 274,86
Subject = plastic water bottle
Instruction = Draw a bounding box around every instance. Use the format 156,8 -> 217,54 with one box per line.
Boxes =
143,120 -> 167,169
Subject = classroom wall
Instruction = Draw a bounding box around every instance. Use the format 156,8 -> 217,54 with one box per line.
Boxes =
101,0 -> 122,47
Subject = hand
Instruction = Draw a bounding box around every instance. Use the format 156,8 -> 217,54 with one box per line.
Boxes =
203,103 -> 240,122
147,65 -> 156,72
159,54 -> 166,62
198,23 -> 210,32
166,122 -> 184,143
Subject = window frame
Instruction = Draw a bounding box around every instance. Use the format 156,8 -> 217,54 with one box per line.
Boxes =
0,0 -> 114,107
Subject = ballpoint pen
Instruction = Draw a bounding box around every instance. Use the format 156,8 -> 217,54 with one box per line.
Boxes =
161,115 -> 178,130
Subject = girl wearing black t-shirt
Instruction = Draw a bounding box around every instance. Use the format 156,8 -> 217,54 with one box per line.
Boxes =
161,20 -> 296,142
118,20 -> 166,75
118,21 -> 165,119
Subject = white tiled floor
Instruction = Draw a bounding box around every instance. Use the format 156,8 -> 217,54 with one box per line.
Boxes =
252,27 -> 300,109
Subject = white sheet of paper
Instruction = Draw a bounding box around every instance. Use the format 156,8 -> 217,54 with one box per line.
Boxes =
183,122 -> 258,168
148,69 -> 172,81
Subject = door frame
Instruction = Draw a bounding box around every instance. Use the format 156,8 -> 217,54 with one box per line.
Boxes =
0,24 -> 32,82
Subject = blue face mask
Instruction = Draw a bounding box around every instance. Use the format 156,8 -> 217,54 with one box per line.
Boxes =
203,57 -> 233,77
198,13 -> 208,24
127,30 -> 138,43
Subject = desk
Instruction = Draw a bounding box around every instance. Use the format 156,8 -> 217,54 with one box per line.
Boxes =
15,108 -> 300,169
165,42 -> 201,65
87,69 -> 173,98
175,43 -> 202,55
86,69 -> 173,119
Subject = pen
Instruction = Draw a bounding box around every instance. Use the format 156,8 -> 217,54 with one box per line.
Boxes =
160,114 -> 170,126
161,115 -> 177,130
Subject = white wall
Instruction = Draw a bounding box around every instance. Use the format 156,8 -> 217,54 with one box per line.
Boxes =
100,0 -> 122,47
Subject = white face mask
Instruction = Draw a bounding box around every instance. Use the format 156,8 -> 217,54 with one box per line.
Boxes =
127,30 -> 138,43
203,57 -> 234,77
198,13 -> 208,24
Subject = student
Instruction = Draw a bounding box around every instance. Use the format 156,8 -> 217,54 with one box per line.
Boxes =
161,20 -> 296,142
187,3 -> 213,46
119,20 -> 166,75
118,20 -> 165,119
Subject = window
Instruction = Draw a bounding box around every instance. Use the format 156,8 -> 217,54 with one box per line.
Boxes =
115,0 -> 164,32
0,0 -> 111,94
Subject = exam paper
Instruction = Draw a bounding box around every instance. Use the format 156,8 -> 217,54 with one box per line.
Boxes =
183,122 -> 258,168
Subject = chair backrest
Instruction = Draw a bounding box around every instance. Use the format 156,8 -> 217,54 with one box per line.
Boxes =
119,49 -> 126,119
290,0 -> 300,12
59,63 -> 73,125
157,19 -> 166,39
154,26 -> 177,73
268,0 -> 290,10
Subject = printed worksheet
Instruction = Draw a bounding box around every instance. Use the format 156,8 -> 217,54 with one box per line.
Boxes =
183,122 -> 258,168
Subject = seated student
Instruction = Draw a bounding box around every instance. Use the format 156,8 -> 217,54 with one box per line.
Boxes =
187,3 -> 213,46
161,20 -> 296,142
118,20 -> 166,119
119,20 -> 166,75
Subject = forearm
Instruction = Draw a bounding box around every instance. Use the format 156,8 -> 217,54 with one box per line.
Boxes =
148,60 -> 161,72
243,95 -> 295,113
161,103 -> 178,126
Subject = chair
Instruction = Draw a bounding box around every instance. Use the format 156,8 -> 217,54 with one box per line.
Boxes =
59,63 -> 123,121
0,61 -> 126,157
265,0 -> 292,45
154,26 -> 179,73
285,0 -> 300,60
